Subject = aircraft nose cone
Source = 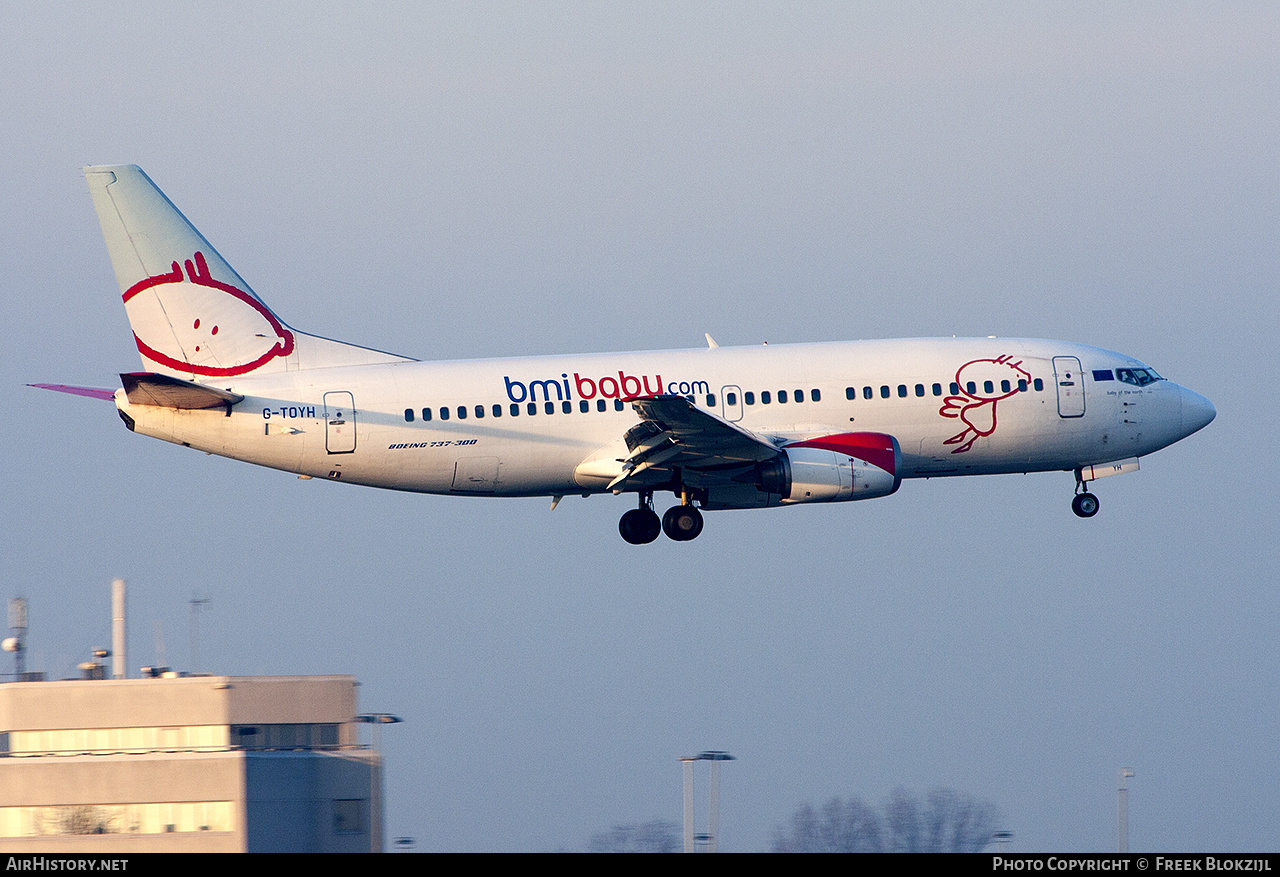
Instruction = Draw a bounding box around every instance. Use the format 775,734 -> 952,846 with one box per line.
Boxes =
1181,387 -> 1216,436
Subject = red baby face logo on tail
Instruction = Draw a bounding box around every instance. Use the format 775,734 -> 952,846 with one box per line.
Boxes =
938,355 -> 1031,453
122,252 -> 294,377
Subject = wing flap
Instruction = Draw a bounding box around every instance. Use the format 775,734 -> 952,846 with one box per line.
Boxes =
630,395 -> 780,464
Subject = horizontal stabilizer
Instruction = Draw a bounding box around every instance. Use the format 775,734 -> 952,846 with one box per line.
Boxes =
120,372 -> 245,410
28,383 -> 116,401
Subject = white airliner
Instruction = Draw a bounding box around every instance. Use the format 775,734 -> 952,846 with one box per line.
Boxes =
34,165 -> 1215,543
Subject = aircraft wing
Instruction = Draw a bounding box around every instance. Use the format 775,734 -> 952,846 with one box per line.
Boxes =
606,395 -> 781,490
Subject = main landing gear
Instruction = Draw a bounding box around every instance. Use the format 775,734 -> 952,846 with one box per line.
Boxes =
1072,469 -> 1100,518
618,491 -> 704,544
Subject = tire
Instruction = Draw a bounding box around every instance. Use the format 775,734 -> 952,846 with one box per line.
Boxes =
662,505 -> 704,541
619,508 -> 661,544
1072,492 -> 1100,518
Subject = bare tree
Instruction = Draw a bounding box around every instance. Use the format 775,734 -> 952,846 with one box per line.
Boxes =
772,787 -> 999,853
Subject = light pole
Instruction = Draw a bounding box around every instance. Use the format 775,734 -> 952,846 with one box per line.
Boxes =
357,713 -> 403,853
680,751 -> 735,852
1118,768 -> 1134,853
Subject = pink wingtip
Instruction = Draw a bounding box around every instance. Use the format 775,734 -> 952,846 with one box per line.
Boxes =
28,383 -> 117,401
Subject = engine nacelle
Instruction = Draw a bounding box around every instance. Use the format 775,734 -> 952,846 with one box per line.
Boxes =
757,433 -> 901,504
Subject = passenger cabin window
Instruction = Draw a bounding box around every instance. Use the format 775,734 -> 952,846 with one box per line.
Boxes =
880,386 -> 890,399
475,405 -> 485,418
762,391 -> 772,404
897,384 -> 907,398
726,392 -> 737,406
404,408 -> 414,422
984,381 -> 994,394
614,399 -> 624,411
493,404 -> 503,417
545,401 -> 555,414
846,387 -> 856,400
778,390 -> 788,403
439,407 -> 450,421
422,408 -> 433,421
562,400 -> 572,414
510,403 -> 520,416
915,384 -> 925,397
527,402 -> 537,415
950,382 -> 960,395
745,391 -> 755,405
932,383 -> 942,396
1033,378 -> 1044,391
707,393 -> 716,407
580,400 -> 590,413
1001,380 -> 1011,393
597,399 -> 607,412
457,406 -> 466,419
863,386 -> 873,400
811,389 -> 821,402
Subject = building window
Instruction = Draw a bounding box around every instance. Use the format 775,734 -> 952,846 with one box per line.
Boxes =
332,799 -> 366,836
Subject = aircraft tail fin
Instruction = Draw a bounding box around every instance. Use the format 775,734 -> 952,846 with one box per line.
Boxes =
84,165 -> 412,379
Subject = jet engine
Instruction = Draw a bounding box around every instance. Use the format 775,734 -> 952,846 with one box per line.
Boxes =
756,432 -> 901,503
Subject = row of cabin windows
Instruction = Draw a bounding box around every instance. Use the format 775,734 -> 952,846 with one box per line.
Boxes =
726,389 -> 821,406
401,379 -> 1050,423
406,398 -> 630,422
404,389 -> 825,422
845,378 -> 1045,400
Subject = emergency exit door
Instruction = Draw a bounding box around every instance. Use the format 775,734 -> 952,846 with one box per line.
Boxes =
324,391 -> 356,453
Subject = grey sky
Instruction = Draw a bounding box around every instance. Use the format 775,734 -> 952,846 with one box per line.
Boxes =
2,2 -> 1276,851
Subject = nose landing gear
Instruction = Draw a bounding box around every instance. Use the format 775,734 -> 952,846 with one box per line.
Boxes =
1072,491 -> 1100,518
1072,469 -> 1100,518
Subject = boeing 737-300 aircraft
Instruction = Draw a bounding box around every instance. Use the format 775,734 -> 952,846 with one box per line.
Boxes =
34,165 -> 1216,543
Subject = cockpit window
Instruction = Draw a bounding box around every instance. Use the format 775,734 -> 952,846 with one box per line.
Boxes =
1116,368 -> 1162,387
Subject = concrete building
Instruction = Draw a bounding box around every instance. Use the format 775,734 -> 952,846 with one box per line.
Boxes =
0,674 -> 382,852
